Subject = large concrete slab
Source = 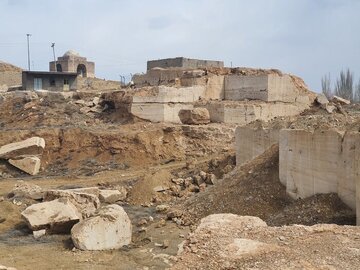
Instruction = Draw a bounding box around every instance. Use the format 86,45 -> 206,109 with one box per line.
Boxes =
9,156 -> 41,175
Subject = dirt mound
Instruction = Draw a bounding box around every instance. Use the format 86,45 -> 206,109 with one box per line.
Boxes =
0,61 -> 22,72
173,145 -> 355,226
173,214 -> 360,270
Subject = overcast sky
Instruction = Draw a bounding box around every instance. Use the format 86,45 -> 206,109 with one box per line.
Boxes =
0,0 -> 359,91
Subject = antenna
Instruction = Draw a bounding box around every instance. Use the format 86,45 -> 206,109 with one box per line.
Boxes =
51,43 -> 57,71
26,34 -> 32,71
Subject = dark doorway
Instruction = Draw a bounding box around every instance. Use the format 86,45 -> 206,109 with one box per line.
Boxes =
56,63 -> 62,72
77,64 -> 87,77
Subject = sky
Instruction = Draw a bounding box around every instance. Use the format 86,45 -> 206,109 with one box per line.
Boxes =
0,0 -> 359,91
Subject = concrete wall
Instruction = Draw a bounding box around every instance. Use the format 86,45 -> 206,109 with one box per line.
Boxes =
131,103 -> 193,123
202,102 -> 306,125
235,127 -> 279,165
132,69 -> 184,86
147,57 -> 224,70
224,74 -> 299,103
279,129 -> 360,220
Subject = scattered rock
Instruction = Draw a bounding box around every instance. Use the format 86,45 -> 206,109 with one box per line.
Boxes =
333,95 -> 350,105
0,265 -> 17,270
315,94 -> 329,106
44,189 -> 100,218
71,204 -> 132,250
0,217 -> 6,223
153,185 -> 170,192
8,156 -> 41,175
325,104 -> 336,114
7,181 -> 43,200
33,229 -> 46,239
21,198 -> 82,233
99,189 -> 126,203
205,173 -> 216,185
0,137 -> 45,159
156,204 -> 170,212
178,108 -> 210,125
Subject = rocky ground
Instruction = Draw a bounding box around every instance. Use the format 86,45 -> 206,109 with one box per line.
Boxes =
0,89 -> 359,269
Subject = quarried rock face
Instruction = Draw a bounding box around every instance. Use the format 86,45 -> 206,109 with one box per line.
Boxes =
178,108 -> 210,125
71,204 -> 132,250
21,198 -> 81,233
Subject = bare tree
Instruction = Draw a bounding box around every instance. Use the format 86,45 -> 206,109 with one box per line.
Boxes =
334,69 -> 353,101
354,79 -> 360,103
321,73 -> 332,99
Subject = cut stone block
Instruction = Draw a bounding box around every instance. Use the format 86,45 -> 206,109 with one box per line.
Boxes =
178,108 -> 210,125
333,95 -> 350,105
71,204 -> 132,250
9,156 -> 41,175
21,198 -> 81,233
0,137 -> 45,159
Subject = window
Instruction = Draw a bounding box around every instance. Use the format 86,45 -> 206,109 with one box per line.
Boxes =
50,78 -> 56,86
64,79 -> 69,85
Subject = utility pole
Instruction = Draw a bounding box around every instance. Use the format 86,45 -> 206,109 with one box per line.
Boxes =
26,33 -> 31,71
51,43 -> 57,71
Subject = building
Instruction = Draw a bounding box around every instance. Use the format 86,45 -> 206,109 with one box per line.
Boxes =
22,71 -> 78,91
147,57 -> 224,71
49,50 -> 95,78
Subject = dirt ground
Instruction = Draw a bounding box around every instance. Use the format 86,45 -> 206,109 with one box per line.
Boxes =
0,89 -> 359,269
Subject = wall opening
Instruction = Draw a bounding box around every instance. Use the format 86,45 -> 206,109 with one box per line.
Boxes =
77,64 -> 87,77
56,63 -> 62,72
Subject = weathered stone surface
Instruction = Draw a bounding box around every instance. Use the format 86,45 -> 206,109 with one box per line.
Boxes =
0,265 -> 17,270
99,189 -> 126,203
8,156 -> 41,175
8,181 -> 43,200
21,198 -> 81,233
315,93 -> 329,106
333,95 -> 350,105
178,108 -> 210,125
71,204 -> 132,250
33,229 -> 46,239
0,137 -> 45,159
44,189 -> 100,218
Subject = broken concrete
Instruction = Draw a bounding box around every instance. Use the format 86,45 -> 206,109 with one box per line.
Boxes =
71,204 -> 132,250
333,95 -> 351,105
0,137 -> 45,159
21,198 -> 81,233
178,108 -> 210,125
43,189 -> 100,218
8,156 -> 41,175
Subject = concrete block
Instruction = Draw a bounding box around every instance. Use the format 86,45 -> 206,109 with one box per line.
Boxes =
0,137 -> 45,159
8,156 -> 41,175
178,108 -> 210,125
99,189 -> 126,203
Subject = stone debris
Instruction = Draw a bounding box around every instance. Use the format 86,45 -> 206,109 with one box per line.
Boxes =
99,189 -> 126,203
21,198 -> 82,233
7,181 -> 43,201
315,93 -> 329,106
33,229 -> 46,239
178,108 -> 210,125
333,95 -> 351,105
8,156 -> 41,175
44,189 -> 100,218
0,137 -> 45,159
71,204 -> 132,250
0,265 -> 17,270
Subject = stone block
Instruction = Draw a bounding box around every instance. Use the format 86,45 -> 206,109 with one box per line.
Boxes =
71,204 -> 132,250
21,198 -> 81,233
0,137 -> 45,159
99,189 -> 126,203
9,156 -> 41,175
178,108 -> 210,125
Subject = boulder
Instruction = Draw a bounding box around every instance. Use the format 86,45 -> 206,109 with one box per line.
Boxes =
178,108 -> 210,125
8,181 -> 43,201
333,95 -> 351,105
99,189 -> 126,203
71,204 -> 132,250
43,189 -> 100,218
0,137 -> 45,159
21,198 -> 81,233
8,156 -> 41,175
315,94 -> 329,106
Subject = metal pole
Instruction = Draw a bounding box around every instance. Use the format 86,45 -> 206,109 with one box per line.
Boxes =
26,34 -> 31,71
51,43 -> 56,71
